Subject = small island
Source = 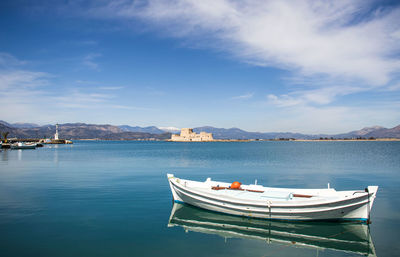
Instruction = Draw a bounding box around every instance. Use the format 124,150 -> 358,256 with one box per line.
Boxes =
170,128 -> 214,142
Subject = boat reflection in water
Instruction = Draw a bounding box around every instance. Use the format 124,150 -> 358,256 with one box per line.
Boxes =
168,203 -> 376,256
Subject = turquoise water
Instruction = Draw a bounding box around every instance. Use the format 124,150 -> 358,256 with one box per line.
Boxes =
0,141 -> 399,256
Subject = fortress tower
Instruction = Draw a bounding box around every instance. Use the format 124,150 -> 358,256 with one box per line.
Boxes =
171,128 -> 213,141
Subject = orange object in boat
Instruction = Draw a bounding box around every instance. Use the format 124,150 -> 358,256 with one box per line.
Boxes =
230,181 -> 241,189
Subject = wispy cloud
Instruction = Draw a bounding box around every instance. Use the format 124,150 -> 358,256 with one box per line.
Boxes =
267,94 -> 303,107
82,0 -> 400,108
54,91 -> 112,105
76,80 -> 125,91
146,86 -> 165,96
384,83 -> 400,92
0,52 -> 28,67
0,53 -> 48,91
267,85 -> 365,107
75,80 -> 99,85
261,101 -> 400,134
75,40 -> 98,46
0,53 -> 150,123
231,92 -> 253,100
0,58 -> 53,122
82,53 -> 102,70
108,104 -> 154,111
98,86 -> 124,90
0,70 -> 49,90
85,0 -> 400,85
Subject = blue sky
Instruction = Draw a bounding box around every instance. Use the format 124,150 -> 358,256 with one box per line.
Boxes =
1,0 -> 399,134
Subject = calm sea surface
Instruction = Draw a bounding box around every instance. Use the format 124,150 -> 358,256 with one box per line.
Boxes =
0,141 -> 399,256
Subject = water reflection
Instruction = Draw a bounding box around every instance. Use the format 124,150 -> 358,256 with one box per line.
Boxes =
168,203 -> 376,256
1,149 -> 9,162
53,145 -> 58,164
17,149 -> 22,161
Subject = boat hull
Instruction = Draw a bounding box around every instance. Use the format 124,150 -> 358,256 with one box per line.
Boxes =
167,174 -> 378,222
11,145 -> 36,149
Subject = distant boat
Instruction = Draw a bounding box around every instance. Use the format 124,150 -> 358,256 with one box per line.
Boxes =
168,203 -> 376,256
11,142 -> 36,149
167,174 -> 378,222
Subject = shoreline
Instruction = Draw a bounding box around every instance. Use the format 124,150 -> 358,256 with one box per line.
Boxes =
293,138 -> 400,142
76,138 -> 400,142
4,138 -> 400,143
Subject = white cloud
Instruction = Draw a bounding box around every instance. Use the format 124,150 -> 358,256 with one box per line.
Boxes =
98,86 -> 124,90
74,0 -> 400,113
82,53 -> 102,70
75,40 -> 98,46
0,52 -> 27,67
53,91 -> 150,110
385,83 -> 400,92
2,3 -> 399,132
54,91 -> 112,106
267,85 -> 366,107
267,94 -> 303,107
85,0 -> 400,88
258,102 -> 400,134
0,53 -> 150,123
231,92 -> 253,100
75,80 -> 99,84
145,86 -> 165,96
0,70 -> 49,90
0,74 -> 52,122
0,53 -> 49,91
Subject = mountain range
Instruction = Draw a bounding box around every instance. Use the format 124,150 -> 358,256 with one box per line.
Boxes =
0,121 -> 171,140
0,120 -> 399,140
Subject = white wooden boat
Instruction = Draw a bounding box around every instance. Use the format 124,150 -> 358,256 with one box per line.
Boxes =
11,142 -> 36,149
168,203 -> 376,256
167,174 -> 378,222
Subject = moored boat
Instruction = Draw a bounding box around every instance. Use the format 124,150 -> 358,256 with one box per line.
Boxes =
11,142 -> 36,149
167,174 -> 378,222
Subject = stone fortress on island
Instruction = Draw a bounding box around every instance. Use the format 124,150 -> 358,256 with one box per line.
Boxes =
170,128 -> 213,142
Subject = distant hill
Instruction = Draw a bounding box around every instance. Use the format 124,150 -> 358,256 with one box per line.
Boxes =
0,120 -> 399,140
193,126 -> 314,139
0,120 -> 40,128
332,126 -> 398,139
0,123 -> 14,134
11,122 -> 41,128
365,125 -> 400,138
0,120 -> 12,127
193,125 -> 400,139
118,125 -> 165,134
0,122 -> 171,140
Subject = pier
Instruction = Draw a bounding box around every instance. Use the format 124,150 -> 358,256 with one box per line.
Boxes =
1,123 -> 72,149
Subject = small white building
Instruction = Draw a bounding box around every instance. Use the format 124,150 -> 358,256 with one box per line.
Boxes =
171,128 -> 213,142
